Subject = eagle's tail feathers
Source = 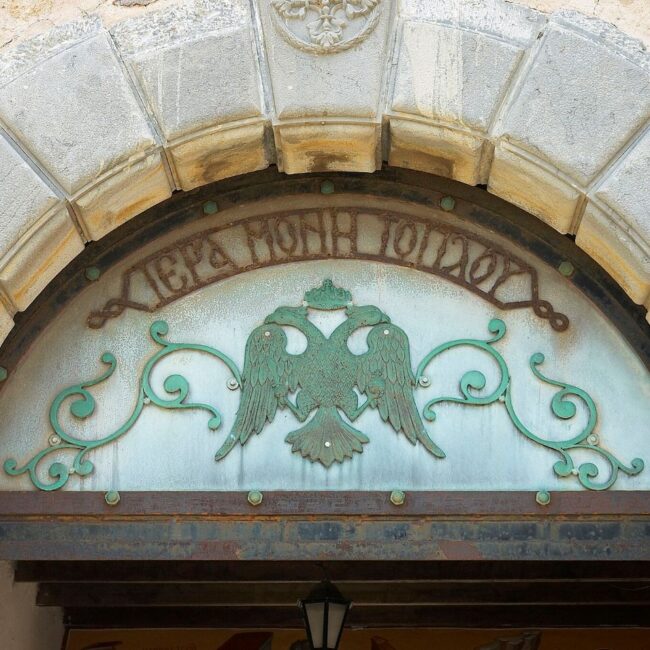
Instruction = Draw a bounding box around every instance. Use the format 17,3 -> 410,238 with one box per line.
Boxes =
285,406 -> 368,467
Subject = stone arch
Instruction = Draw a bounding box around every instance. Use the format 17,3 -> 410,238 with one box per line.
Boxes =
0,0 -> 648,349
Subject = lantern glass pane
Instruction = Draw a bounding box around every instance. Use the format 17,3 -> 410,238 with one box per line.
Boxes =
326,601 -> 348,649
305,602 -> 325,648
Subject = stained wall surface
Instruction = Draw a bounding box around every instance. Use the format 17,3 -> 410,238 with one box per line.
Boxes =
0,561 -> 63,650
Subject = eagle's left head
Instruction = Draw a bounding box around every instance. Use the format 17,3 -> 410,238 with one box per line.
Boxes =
345,304 -> 390,326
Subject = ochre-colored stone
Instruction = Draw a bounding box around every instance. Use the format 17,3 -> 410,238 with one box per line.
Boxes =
388,119 -> 485,185
488,144 -> 582,234
0,0 -> 647,323
75,153 -> 172,240
0,208 -> 84,311
0,302 -> 14,346
171,122 -> 270,191
276,123 -> 379,175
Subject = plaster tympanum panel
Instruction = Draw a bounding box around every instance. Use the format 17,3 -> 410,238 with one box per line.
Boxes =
0,196 -> 647,493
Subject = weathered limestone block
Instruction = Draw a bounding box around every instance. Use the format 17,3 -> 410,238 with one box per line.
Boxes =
495,14 -> 650,188
0,207 -> 84,311
0,134 -> 62,259
0,22 -> 157,195
111,0 -> 270,188
389,119 -> 484,184
392,22 -> 525,130
593,128 -> 650,245
75,153 -> 171,240
0,16 -> 100,81
389,0 -> 544,182
276,123 -> 378,174
577,128 -> 650,305
399,0 -> 546,42
577,203 -> 649,305
112,2 -> 261,141
489,143 -> 582,232
258,0 -> 391,172
0,303 -> 14,344
171,122 -> 270,191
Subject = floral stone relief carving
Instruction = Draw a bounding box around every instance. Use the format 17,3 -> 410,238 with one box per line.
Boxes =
271,0 -> 383,53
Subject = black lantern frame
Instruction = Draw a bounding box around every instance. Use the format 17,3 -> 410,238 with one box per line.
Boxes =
298,580 -> 352,650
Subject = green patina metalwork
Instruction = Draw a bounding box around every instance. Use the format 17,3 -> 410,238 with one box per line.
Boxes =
247,490 -> 264,506
3,320 -> 240,491
304,278 -> 351,310
216,279 -> 444,467
390,490 -> 406,506
3,280 -> 644,491
415,319 -> 644,491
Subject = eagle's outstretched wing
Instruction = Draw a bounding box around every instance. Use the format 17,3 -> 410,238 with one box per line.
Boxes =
215,324 -> 296,460
357,323 -> 445,458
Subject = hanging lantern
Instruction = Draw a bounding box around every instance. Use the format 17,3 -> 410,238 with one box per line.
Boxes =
298,580 -> 352,650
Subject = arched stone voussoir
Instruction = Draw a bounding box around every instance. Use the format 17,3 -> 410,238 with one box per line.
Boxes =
0,0 -> 274,332
0,16 -> 172,241
0,0 -> 648,348
386,0 -> 546,185
110,0 -> 273,191
489,11 -> 650,237
577,126 -> 650,308
0,132 -> 84,319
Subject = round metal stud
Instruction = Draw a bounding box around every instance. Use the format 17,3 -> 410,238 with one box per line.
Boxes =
105,490 -> 121,506
143,397 -> 151,405
247,490 -> 263,506
227,378 -> 240,390
558,261 -> 575,277
390,490 -> 406,506
439,196 -> 455,211
203,201 -> 218,215
418,376 -> 430,387
320,180 -> 335,195
264,331 -> 271,337
588,434 -> 599,445
324,441 -> 331,448
535,490 -> 551,506
85,266 -> 101,282
48,435 -> 61,446
383,329 -> 390,335
571,468 -> 579,476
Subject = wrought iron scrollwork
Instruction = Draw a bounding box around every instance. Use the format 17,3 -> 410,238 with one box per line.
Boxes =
3,321 -> 239,491
3,296 -> 643,491
416,320 -> 644,491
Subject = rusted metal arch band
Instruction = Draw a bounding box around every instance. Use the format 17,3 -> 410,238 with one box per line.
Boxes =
1,168 -> 647,380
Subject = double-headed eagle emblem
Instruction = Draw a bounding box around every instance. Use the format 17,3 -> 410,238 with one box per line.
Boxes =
5,279 -> 644,492
216,279 -> 444,467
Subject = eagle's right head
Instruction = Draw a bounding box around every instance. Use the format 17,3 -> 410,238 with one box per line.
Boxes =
345,304 -> 390,327
264,305 -> 308,326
